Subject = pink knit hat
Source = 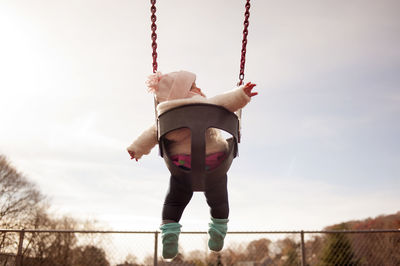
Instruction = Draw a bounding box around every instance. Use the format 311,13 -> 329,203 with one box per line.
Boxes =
146,71 -> 197,102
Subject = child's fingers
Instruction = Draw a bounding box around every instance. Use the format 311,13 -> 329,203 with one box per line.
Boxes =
244,85 -> 256,92
243,83 -> 257,97
128,150 -> 137,160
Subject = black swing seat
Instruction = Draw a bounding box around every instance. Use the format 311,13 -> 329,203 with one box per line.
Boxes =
158,103 -> 240,191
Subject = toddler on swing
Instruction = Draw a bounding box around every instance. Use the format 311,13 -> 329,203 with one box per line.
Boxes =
127,71 -> 257,259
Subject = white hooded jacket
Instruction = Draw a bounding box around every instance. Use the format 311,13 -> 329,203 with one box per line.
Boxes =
127,86 -> 251,160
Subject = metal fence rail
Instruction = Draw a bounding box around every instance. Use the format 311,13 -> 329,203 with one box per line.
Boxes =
1,229 -> 399,266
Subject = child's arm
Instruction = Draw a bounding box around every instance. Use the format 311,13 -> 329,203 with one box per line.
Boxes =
208,83 -> 257,112
126,124 -> 158,161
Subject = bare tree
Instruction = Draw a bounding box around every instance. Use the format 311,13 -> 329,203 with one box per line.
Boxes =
0,155 -> 45,229
0,154 -> 47,258
246,238 -> 272,261
71,245 -> 110,266
0,155 -> 112,265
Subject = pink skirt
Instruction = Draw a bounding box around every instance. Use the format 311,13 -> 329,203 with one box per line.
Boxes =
170,152 -> 227,171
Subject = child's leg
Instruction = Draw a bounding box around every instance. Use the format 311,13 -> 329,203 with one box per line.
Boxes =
204,174 -> 229,219
204,174 -> 229,252
162,175 -> 193,223
160,175 -> 193,259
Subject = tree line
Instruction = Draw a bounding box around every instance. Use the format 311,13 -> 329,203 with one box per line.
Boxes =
140,216 -> 399,266
151,214 -> 400,266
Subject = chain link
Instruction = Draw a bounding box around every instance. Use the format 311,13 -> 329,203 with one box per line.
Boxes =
150,0 -> 158,73
238,0 -> 251,86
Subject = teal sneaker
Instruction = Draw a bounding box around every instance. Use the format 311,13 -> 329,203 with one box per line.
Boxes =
208,217 -> 229,252
160,222 -> 181,259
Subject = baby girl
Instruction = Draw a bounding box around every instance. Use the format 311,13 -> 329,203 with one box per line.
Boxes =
127,71 -> 257,259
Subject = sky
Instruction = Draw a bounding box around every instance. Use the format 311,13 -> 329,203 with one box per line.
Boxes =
0,0 -> 399,233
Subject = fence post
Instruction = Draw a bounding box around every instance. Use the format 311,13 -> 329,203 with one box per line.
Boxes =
300,230 -> 306,266
154,231 -> 158,266
16,229 -> 25,266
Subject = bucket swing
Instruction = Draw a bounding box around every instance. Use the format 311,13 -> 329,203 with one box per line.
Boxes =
150,0 -> 252,191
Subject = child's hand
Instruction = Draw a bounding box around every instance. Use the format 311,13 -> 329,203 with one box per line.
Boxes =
127,150 -> 138,162
243,82 -> 258,97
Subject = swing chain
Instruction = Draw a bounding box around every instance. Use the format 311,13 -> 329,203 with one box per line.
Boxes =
150,0 -> 158,73
238,0 -> 251,86
150,0 -> 160,139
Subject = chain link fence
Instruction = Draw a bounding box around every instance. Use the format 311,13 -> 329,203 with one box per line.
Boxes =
1,229 -> 399,265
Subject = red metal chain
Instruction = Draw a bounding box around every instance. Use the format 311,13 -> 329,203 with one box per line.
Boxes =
151,0 -> 250,82
150,0 -> 158,73
150,0 -> 159,135
238,0 -> 251,86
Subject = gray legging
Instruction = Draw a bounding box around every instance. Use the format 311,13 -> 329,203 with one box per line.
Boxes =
162,174 -> 229,222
